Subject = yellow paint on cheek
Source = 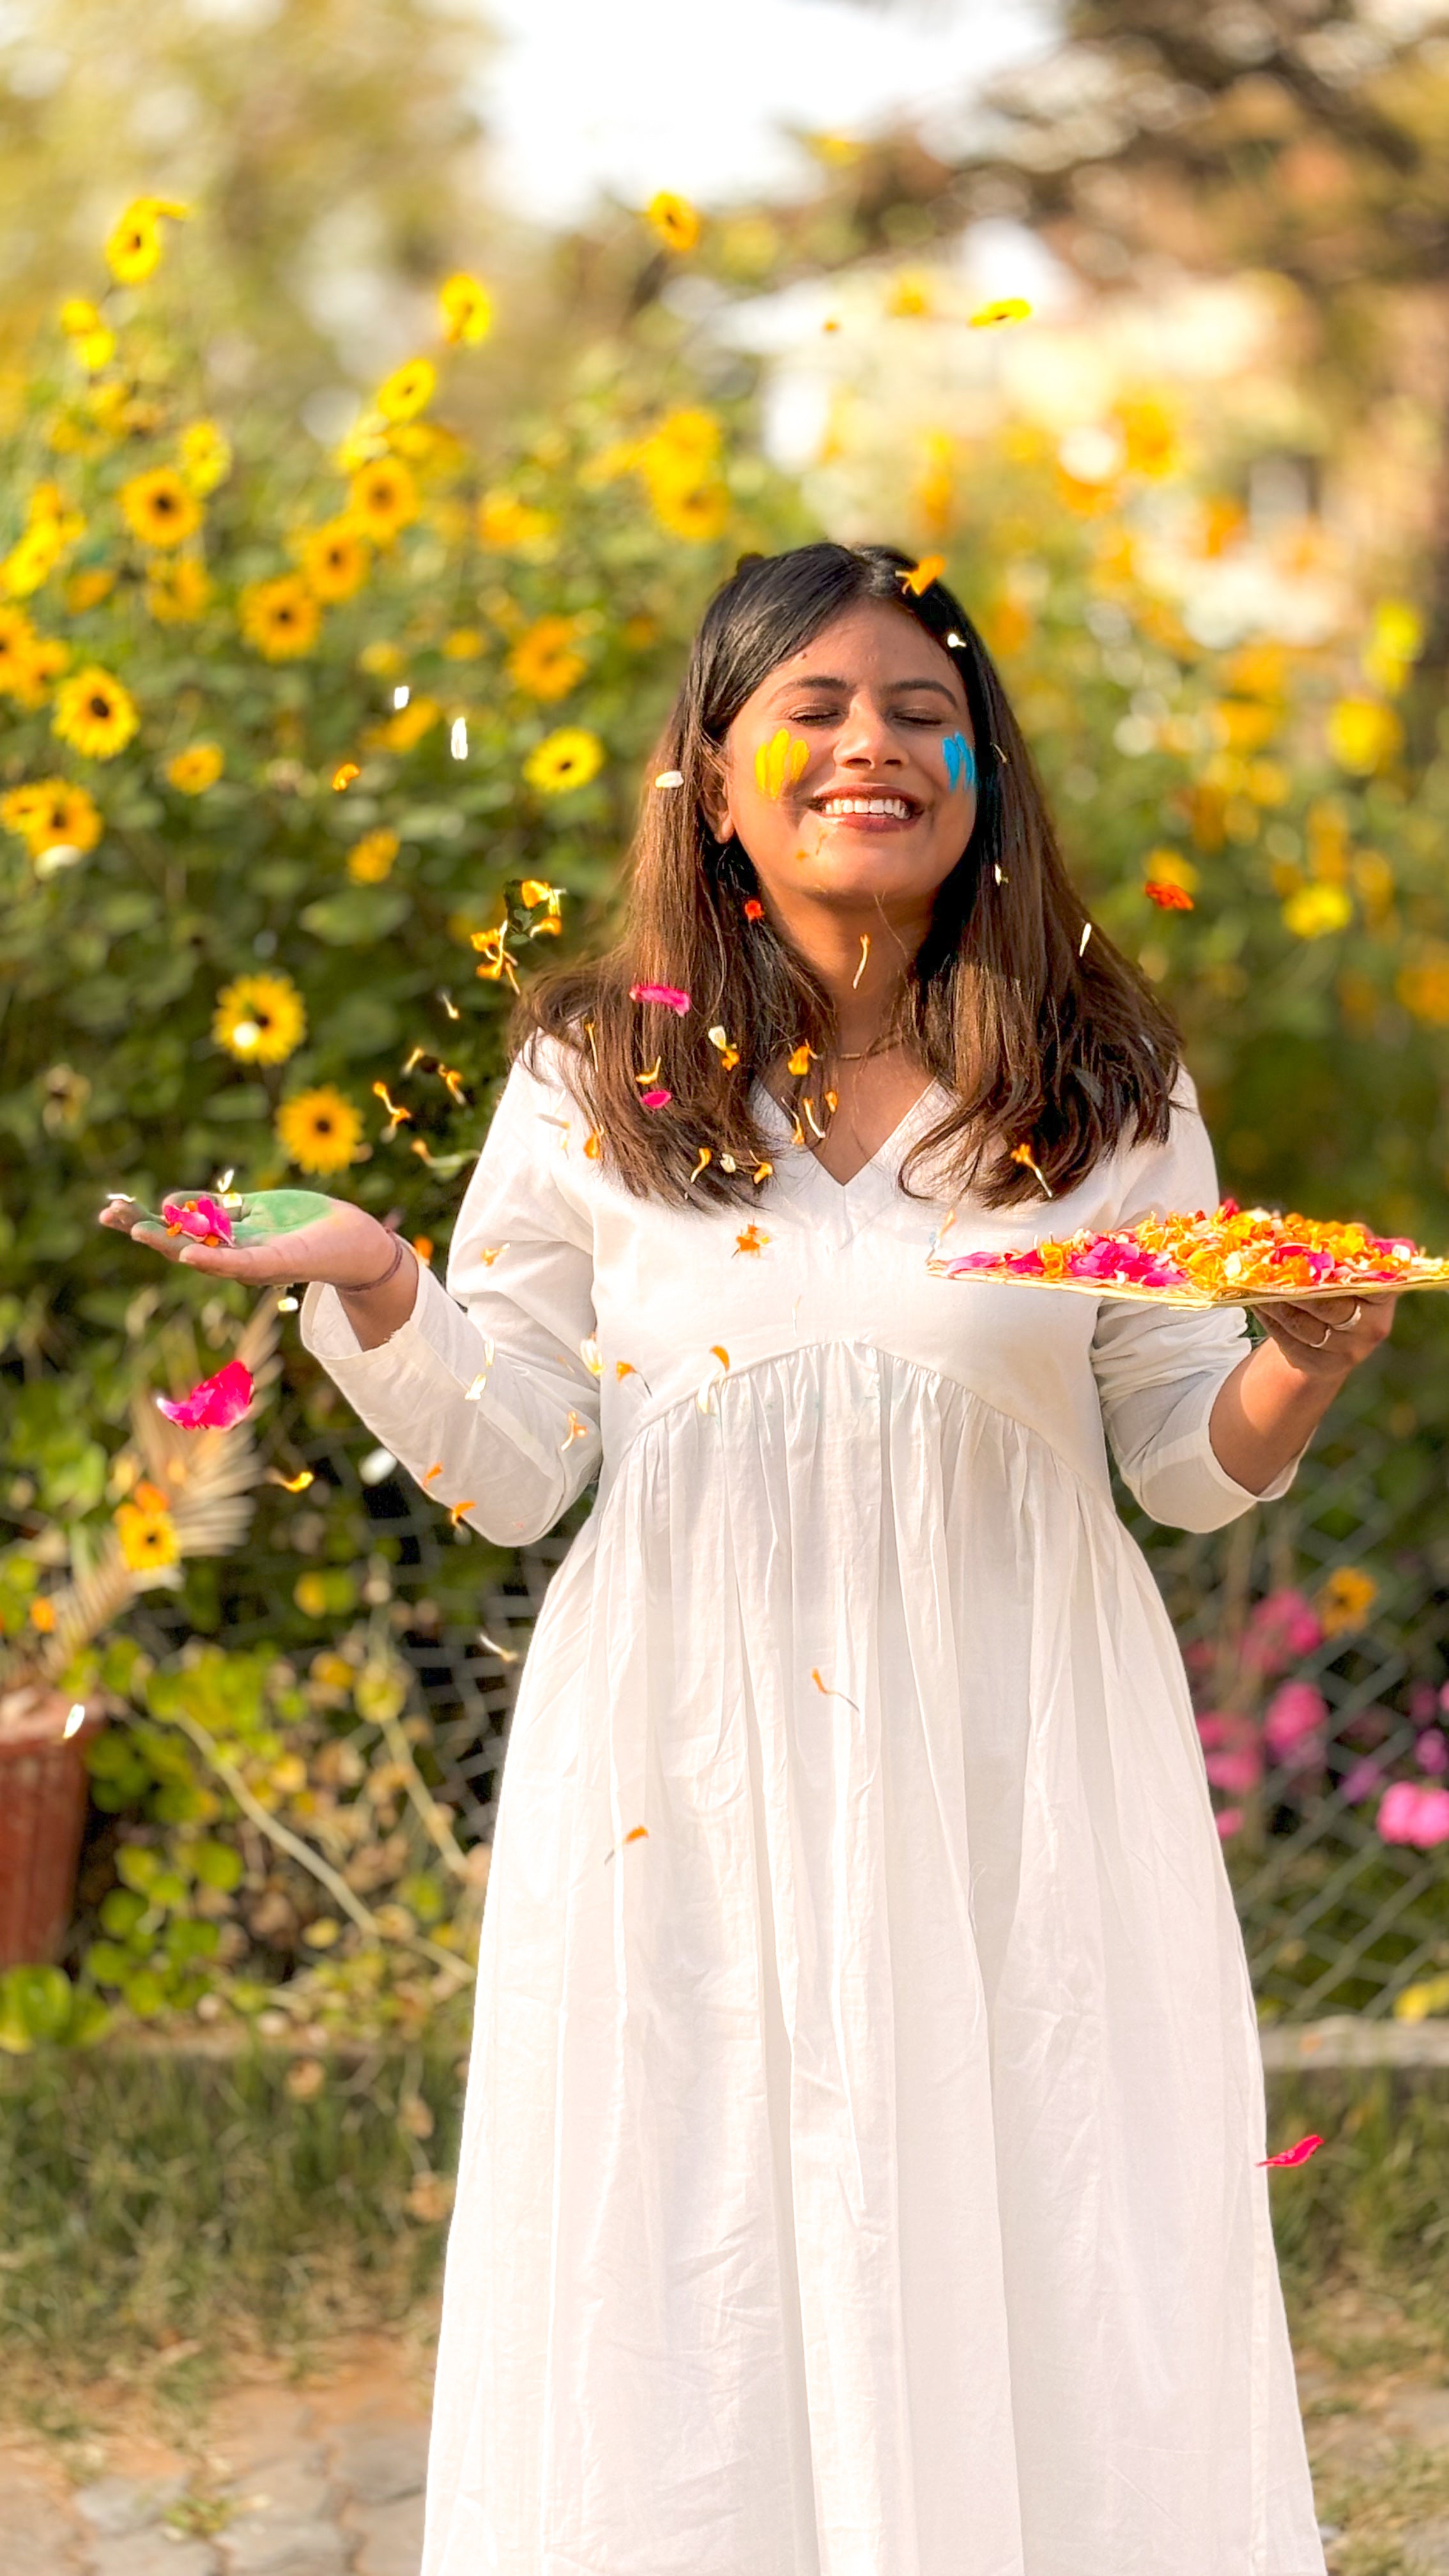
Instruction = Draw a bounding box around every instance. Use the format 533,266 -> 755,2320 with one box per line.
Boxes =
755,728 -> 810,799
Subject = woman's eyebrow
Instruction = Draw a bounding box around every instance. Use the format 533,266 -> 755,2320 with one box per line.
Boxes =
770,673 -> 961,703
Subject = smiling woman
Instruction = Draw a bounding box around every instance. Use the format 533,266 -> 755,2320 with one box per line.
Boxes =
521,541 -> 1181,1204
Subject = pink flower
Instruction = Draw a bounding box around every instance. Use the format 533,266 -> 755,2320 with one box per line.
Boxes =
1215,1807 -> 1244,1840
1243,1589 -> 1322,1675
1258,2133 -> 1323,2170
160,1192 -> 234,1246
155,1358 -> 254,1430
629,983 -> 691,1014
638,1087 -> 672,1111
1418,1731 -> 1449,1776
1263,1680 -> 1328,1767
1206,1748 -> 1262,1796
1339,1758 -> 1383,1804
1377,1781 -> 1449,1848
1409,1682 -> 1439,1724
1197,1710 -> 1262,1797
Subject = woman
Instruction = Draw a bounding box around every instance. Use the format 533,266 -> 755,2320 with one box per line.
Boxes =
103,543 -> 1390,2576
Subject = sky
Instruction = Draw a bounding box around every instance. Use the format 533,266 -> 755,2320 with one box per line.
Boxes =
479,0 -> 1054,225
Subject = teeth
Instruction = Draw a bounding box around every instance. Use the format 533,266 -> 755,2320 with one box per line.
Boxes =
820,797 -> 912,818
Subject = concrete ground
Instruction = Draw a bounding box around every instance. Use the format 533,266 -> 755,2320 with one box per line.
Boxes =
5,2291 -> 1449,2575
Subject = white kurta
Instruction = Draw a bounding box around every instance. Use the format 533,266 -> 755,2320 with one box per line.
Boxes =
302,1039 -> 1325,2576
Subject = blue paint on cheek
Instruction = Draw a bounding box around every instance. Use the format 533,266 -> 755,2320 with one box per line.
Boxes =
943,730 -> 976,791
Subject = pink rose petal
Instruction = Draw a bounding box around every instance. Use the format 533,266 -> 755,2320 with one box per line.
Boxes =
1258,2133 -> 1323,2169
160,1192 -> 235,1245
629,983 -> 691,1015
639,1087 -> 672,1111
155,1358 -> 254,1430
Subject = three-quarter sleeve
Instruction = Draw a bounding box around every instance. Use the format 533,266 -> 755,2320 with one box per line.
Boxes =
1090,1073 -> 1306,1533
300,1042 -> 601,1545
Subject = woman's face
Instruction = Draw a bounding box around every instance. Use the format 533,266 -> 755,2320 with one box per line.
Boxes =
715,600 -> 978,924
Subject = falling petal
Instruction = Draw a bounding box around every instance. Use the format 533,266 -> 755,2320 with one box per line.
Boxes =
1009,1141 -> 1053,1200
579,1337 -> 604,1375
802,1098 -> 826,1140
583,1128 -> 603,1158
946,631 -> 966,649
422,1462 -> 443,1484
437,988 -> 461,1020
616,1359 -> 652,1392
824,1089 -> 838,1114
1079,922 -> 1093,956
786,1042 -> 814,1077
156,1358 -> 254,1430
560,1409 -> 590,1450
742,897 -> 764,921
519,878 -> 555,908
630,982 -> 692,1013
634,1057 -> 663,1087
604,1821 -> 651,1864
63,1701 -> 87,1740
402,1046 -> 428,1075
970,296 -> 1032,328
696,1344 -> 730,1413
753,1160 -> 772,1186
734,1223 -> 769,1257
707,1023 -> 741,1070
654,769 -> 684,790
479,1245 -> 509,1266
266,1468 -> 316,1492
993,864 -> 1007,885
477,1627 -> 519,1664
332,762 -> 360,791
852,933 -> 871,991
372,1081 -> 413,1129
640,1087 -> 672,1110
1258,2134 -> 1323,2170
448,1499 -> 476,1526
689,1146 -> 712,1183
754,727 -> 811,799
450,717 -> 468,760
1146,880 -> 1195,910
811,1667 -> 860,1711
900,554 -> 945,596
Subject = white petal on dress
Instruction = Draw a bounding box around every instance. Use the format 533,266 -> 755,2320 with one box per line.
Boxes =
302,1040 -> 1326,2576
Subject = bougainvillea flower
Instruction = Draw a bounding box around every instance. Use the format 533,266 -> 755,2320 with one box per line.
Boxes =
161,1192 -> 234,1246
155,1358 -> 254,1430
639,1087 -> 672,1110
1259,2135 -> 1323,2170
1146,880 -> 1195,910
1378,1780 -> 1449,1848
1264,1680 -> 1328,1767
629,983 -> 691,1013
1243,1588 -> 1322,1675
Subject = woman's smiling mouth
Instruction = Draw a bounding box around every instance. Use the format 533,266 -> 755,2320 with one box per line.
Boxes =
813,792 -> 921,825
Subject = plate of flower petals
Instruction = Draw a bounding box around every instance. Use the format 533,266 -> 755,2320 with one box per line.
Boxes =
933,1200 -> 1449,1307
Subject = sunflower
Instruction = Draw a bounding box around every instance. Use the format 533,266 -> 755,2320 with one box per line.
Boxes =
58,296 -> 116,372
119,466 -> 203,551
213,970 -> 307,1066
645,191 -> 702,254
146,556 -> 211,625
1,523 -> 66,599
348,458 -> 419,544
115,1497 -> 180,1572
647,475 -> 730,542
477,490 -> 555,551
276,1084 -> 365,1176
443,627 -> 484,660
302,519 -> 371,603
347,828 -> 400,884
1,777 -> 103,859
240,574 -> 321,661
367,695 -> 440,753
52,664 -> 139,760
507,615 -> 587,703
376,358 -> 436,424
178,419 -> 231,495
167,742 -> 224,795
65,567 -> 116,614
104,195 -> 188,286
523,728 -> 604,796
439,272 -> 493,344
640,408 -> 721,479
0,606 -> 56,707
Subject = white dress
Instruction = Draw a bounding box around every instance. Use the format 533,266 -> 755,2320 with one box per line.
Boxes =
301,1037 -> 1326,2576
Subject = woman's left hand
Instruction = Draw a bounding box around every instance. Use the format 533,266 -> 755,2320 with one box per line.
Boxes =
1249,1291 -> 1398,1379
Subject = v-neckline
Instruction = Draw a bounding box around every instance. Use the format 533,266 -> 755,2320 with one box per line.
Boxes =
753,1078 -> 944,1199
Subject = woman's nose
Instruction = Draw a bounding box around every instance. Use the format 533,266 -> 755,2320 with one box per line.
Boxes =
832,696 -> 903,767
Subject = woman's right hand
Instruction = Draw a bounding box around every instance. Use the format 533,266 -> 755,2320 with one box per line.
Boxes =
97,1187 -> 406,1293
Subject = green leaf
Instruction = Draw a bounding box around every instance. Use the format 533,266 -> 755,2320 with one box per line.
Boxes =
121,1968 -> 167,2019
0,1964 -> 75,2044
116,1844 -> 163,1895
99,1887 -> 149,1938
192,1839 -> 244,1893
298,888 -> 411,945
85,1940 -> 137,1987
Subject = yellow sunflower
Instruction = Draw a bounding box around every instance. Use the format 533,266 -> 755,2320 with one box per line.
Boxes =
178,419 -> 231,496
640,408 -> 721,478
65,568 -> 116,613
276,1085 -> 365,1176
213,970 -> 307,1066
146,556 -> 211,625
366,696 -> 440,753
477,490 -> 555,551
376,358 -> 436,424
59,296 -> 116,372
507,615 -> 587,702
647,473 -> 730,542
443,627 -> 484,660
240,574 -> 321,661
52,664 -> 139,760
645,191 -> 702,253
115,1497 -> 180,1572
104,195 -> 188,286
0,606 -> 61,707
302,519 -> 371,603
523,728 -> 604,795
1,778 -> 103,858
1,523 -> 66,599
167,742 -> 224,795
119,466 -> 203,551
348,458 -> 419,544
439,272 -> 493,344
347,828 -> 400,884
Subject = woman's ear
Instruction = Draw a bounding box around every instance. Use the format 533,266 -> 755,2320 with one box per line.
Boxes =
698,739 -> 735,845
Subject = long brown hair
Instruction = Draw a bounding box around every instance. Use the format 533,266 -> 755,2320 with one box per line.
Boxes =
515,541 -> 1180,1208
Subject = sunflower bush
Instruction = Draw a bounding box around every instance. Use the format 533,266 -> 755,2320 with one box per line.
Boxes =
0,197 -> 804,2046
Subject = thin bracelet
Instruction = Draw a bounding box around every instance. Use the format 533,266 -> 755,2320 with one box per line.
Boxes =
341,1232 -> 410,1296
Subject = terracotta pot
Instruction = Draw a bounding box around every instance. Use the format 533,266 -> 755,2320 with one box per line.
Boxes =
0,1679 -> 108,1969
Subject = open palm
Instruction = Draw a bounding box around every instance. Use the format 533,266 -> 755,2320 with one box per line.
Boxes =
97,1187 -> 399,1292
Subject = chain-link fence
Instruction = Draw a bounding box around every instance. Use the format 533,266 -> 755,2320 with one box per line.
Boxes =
134,1326 -> 1449,2027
